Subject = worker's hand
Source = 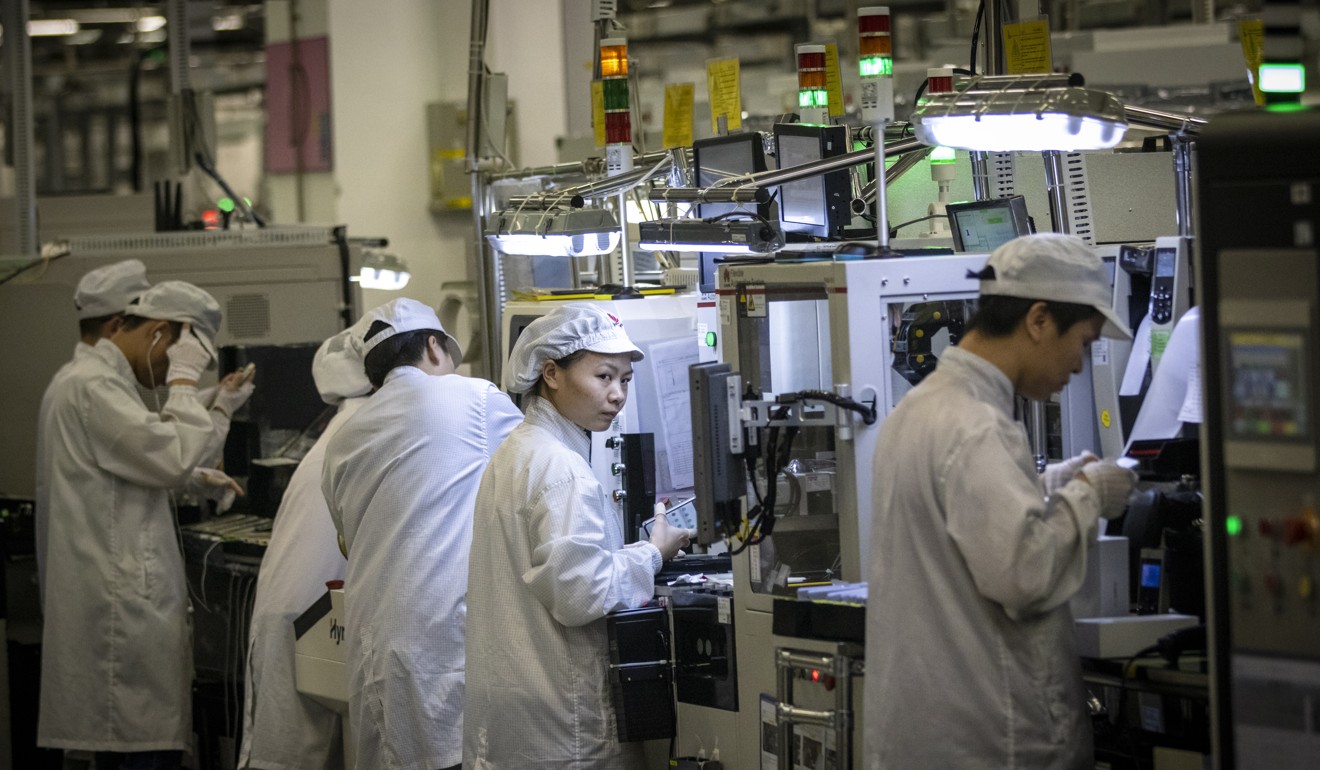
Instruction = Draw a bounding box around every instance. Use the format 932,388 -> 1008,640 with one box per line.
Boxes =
188,467 -> 244,513
166,323 -> 212,385
212,364 -> 256,418
1078,461 -> 1138,520
1042,451 -> 1098,496
648,502 -> 694,561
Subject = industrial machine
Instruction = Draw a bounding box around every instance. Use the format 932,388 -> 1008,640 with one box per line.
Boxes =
675,253 -> 985,768
1199,107 -> 1320,770
294,586 -> 355,770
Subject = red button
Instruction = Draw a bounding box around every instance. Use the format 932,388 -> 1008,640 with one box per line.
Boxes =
326,579 -> 344,590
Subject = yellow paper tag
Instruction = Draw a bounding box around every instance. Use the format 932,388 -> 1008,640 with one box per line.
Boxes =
1002,18 -> 1053,74
706,58 -> 742,133
591,80 -> 606,148
825,42 -> 845,117
1238,18 -> 1265,106
663,83 -> 695,149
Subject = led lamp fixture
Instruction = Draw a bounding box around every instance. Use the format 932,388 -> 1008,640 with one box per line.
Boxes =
637,219 -> 785,255
355,250 -> 411,290
911,75 -> 1128,152
858,7 -> 894,124
796,44 -> 830,125
486,207 -> 621,258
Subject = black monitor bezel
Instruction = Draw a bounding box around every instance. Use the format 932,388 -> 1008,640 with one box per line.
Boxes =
693,132 -> 771,294
772,122 -> 851,241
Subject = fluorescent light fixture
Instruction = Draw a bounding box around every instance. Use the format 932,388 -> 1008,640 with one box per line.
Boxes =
212,13 -> 245,31
28,19 -> 81,36
486,207 -> 621,258
637,219 -> 785,255
1259,63 -> 1305,94
354,250 -> 411,290
912,77 -> 1128,152
136,16 -> 167,32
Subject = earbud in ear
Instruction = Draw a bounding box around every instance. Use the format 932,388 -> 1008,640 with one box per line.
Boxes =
152,330 -> 163,345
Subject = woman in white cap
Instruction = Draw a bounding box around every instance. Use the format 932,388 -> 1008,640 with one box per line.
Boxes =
239,318 -> 374,770
464,303 -> 692,770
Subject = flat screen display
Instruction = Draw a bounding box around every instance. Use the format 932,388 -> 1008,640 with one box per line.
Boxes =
693,133 -> 767,293
946,196 -> 1032,253
1227,330 -> 1310,441
1140,562 -> 1163,589
778,133 -> 827,229
1155,247 -> 1177,276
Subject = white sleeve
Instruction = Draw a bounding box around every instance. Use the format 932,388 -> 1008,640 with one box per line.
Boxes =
485,387 -> 524,454
522,473 -> 661,627
942,424 -> 1100,621
84,378 -> 218,490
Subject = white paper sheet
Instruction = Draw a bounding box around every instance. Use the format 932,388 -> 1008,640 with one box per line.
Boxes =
644,337 -> 700,489
1120,313 -> 1155,396
1128,307 -> 1200,445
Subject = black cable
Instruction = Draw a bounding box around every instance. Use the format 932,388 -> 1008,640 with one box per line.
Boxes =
788,389 -> 878,425
969,0 -> 986,76
195,152 -> 267,227
887,214 -> 947,239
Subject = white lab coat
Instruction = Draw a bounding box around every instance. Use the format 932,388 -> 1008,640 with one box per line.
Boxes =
321,367 -> 521,770
464,395 -> 662,770
864,347 -> 1102,770
37,339 -> 220,752
239,398 -> 365,770
35,341 -> 93,603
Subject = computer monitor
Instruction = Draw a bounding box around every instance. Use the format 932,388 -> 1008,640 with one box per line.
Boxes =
946,195 -> 1033,252
693,133 -> 770,293
772,123 -> 851,241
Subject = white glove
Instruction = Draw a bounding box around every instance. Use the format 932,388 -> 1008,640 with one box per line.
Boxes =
212,366 -> 256,418
1042,451 -> 1098,496
166,324 -> 212,384
1079,461 -> 1138,520
648,501 -> 695,561
188,467 -> 243,513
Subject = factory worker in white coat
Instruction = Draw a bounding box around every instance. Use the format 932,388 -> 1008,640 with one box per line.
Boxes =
239,318 -> 375,770
464,303 -> 693,770
36,259 -> 151,599
35,262 -> 253,601
321,298 -> 522,770
38,281 -> 240,770
864,234 -> 1139,770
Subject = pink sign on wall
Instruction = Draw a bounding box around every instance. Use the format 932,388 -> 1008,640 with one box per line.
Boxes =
265,36 -> 334,173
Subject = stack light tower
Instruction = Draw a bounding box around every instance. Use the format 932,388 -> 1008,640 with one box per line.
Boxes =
858,6 -> 898,251
600,37 -> 634,175
795,44 -> 830,125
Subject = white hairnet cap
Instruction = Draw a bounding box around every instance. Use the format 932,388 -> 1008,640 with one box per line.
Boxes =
74,259 -> 151,320
503,303 -> 645,394
979,233 -> 1132,339
313,320 -> 373,405
131,280 -> 224,359
360,297 -> 463,365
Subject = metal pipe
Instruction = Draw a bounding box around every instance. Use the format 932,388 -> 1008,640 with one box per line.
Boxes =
650,137 -> 926,203
856,146 -> 930,207
465,0 -> 499,382
3,0 -> 39,256
1124,105 -> 1208,136
1034,149 -> 1075,471
1173,138 -> 1196,238
487,149 -> 673,182
777,650 -> 795,770
506,155 -> 672,209
616,191 -> 633,287
875,134 -> 891,249
777,704 -> 835,728
982,0 -> 1003,77
167,0 -> 192,94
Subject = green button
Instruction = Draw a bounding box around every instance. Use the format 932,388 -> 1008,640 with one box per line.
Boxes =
704,331 -> 717,347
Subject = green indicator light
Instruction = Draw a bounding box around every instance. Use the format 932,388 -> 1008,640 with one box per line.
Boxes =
798,89 -> 829,109
704,331 -> 717,347
243,197 -> 253,207
217,197 -> 235,213
859,56 -> 892,78
1226,515 -> 1243,537
930,145 -> 956,164
1259,63 -> 1305,94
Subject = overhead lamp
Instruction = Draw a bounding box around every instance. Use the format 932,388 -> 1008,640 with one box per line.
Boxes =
637,218 -> 785,255
28,19 -> 81,36
355,250 -> 411,290
135,16 -> 167,32
911,74 -> 1128,153
486,207 -> 621,258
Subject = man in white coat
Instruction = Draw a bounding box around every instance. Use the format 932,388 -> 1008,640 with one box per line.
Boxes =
321,298 -> 522,770
863,234 -> 1139,769
36,260 -> 152,597
239,318 -> 374,770
38,280 -> 239,770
